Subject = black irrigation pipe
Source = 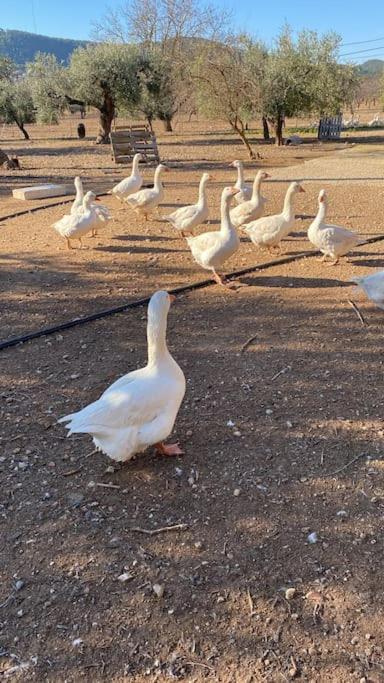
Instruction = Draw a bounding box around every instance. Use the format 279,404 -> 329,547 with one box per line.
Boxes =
0,191 -> 111,224
1,226 -> 384,353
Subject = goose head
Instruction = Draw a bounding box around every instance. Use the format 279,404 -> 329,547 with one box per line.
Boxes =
318,189 -> 327,204
74,176 -> 82,190
83,191 -> 96,207
289,181 -> 305,194
230,160 -> 242,169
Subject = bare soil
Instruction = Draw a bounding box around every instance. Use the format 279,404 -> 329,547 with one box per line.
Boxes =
1,116 -> 384,682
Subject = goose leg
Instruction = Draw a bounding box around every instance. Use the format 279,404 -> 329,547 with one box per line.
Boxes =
316,254 -> 327,262
79,237 -> 83,249
155,442 -> 184,457
212,270 -> 226,286
66,237 -> 72,250
327,258 -> 339,266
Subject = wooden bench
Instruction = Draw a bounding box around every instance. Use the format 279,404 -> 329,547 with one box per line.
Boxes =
110,126 -> 160,165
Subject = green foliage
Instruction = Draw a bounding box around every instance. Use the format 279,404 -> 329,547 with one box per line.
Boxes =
0,57 -> 35,137
26,53 -> 70,123
69,43 -> 141,111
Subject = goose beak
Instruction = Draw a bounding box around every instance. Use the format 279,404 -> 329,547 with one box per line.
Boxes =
264,173 -> 271,179
94,197 -> 101,201
298,186 -> 305,193
168,293 -> 176,303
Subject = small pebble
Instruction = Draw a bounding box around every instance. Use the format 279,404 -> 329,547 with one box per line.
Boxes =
72,638 -> 83,647
285,588 -> 296,600
15,580 -> 24,591
117,572 -> 133,583
307,532 -> 318,544
266,409 -> 273,416
194,541 -> 203,550
365,633 -> 372,640
233,488 -> 241,497
152,583 -> 165,598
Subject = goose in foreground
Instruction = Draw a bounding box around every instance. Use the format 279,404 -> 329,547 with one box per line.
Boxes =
231,160 -> 252,204
165,172 -> 211,236
351,271 -> 384,310
243,181 -> 305,253
59,291 -> 186,461
186,186 -> 239,286
230,170 -> 270,228
70,176 -> 84,215
52,191 -> 106,248
126,164 -> 169,220
111,153 -> 143,201
308,190 -> 363,265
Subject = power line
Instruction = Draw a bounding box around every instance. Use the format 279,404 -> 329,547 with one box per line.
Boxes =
341,36 -> 384,47
339,45 -> 384,57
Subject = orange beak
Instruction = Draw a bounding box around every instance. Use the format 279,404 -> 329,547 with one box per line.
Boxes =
264,173 -> 271,179
168,293 -> 176,303
94,196 -> 101,201
299,186 -> 305,193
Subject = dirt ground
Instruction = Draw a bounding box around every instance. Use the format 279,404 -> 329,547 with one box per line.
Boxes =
1,116 -> 384,682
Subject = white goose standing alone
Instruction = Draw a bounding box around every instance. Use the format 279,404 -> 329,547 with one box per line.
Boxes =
186,186 -> 240,286
71,176 -> 84,214
53,191 -> 106,248
165,172 -> 211,237
231,160 -> 252,204
308,189 -> 363,265
230,170 -> 270,228
243,181 -> 305,253
126,163 -> 169,220
59,291 -> 186,461
111,153 -> 143,201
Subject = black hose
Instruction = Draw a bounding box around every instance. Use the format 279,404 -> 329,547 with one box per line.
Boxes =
1,235 -> 383,353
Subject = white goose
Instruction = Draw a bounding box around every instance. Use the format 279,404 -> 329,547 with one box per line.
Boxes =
165,172 -> 211,237
111,153 -> 143,201
53,191 -> 107,248
351,271 -> 384,310
59,291 -> 186,461
186,186 -> 239,286
243,181 -> 304,253
231,160 -> 252,204
308,190 -> 363,265
126,164 -> 169,220
71,176 -> 84,214
230,170 -> 270,228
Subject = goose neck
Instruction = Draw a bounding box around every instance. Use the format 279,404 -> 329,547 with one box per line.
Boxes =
220,195 -> 234,234
147,309 -> 168,366
283,187 -> 295,219
251,174 -> 262,200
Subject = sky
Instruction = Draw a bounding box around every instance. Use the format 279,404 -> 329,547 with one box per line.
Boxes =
2,0 -> 384,62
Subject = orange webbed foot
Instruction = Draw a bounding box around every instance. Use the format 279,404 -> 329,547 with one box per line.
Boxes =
155,442 -> 184,457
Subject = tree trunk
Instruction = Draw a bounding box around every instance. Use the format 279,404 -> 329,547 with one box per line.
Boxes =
96,91 -> 115,144
15,120 -> 29,140
161,115 -> 173,132
230,120 -> 255,160
262,117 -> 270,141
274,115 -> 284,146
146,115 -> 154,133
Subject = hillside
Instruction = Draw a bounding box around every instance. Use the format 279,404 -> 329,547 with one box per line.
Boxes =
0,28 -> 90,65
358,59 -> 384,75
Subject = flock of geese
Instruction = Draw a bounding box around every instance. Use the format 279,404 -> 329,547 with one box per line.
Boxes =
58,153 -> 384,462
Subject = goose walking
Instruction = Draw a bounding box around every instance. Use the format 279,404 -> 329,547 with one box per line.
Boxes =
231,160 -> 252,204
186,186 -> 239,286
53,191 -> 107,249
165,172 -> 211,236
230,170 -> 270,228
126,164 -> 169,220
308,190 -> 363,265
243,182 -> 304,253
111,153 -> 143,201
59,291 -> 186,461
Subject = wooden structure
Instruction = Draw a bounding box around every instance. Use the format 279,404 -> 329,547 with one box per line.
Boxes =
318,115 -> 342,140
110,125 -> 160,165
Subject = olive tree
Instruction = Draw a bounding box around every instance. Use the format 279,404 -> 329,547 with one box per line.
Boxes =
0,57 -> 35,139
26,53 -> 70,124
94,0 -> 229,131
69,43 -> 142,142
255,28 -> 359,145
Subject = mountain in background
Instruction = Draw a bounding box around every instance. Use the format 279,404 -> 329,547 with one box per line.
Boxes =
0,28 -> 90,65
358,59 -> 384,75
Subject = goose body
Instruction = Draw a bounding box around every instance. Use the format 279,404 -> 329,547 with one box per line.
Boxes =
243,182 -> 304,252
230,171 -> 270,228
231,160 -> 252,204
53,192 -> 108,248
71,176 -> 84,214
308,190 -> 363,264
111,153 -> 143,200
186,186 -> 239,285
59,291 -> 186,461
165,172 -> 210,236
126,164 -> 168,220
351,271 -> 384,310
